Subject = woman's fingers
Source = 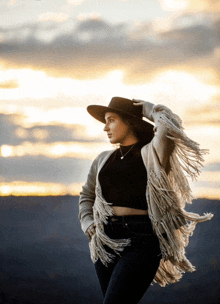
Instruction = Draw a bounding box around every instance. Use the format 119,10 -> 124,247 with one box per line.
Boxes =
86,224 -> 96,240
133,102 -> 143,105
133,102 -> 143,106
132,99 -> 145,106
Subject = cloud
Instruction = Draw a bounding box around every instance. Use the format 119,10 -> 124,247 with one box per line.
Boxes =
191,171 -> 220,197
38,12 -> 69,23
159,0 -> 220,12
185,98 -> 220,125
7,0 -> 26,9
77,12 -> 101,21
0,113 -> 106,146
8,0 -> 16,6
1,114 -> 21,145
0,16 -> 219,85
67,0 -> 85,5
0,155 -> 92,184
202,162 -> 220,172
0,79 -> 19,89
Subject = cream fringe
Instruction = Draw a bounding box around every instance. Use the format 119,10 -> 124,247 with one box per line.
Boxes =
89,180 -> 131,267
148,105 -> 213,286
89,105 -> 214,286
148,169 -> 213,286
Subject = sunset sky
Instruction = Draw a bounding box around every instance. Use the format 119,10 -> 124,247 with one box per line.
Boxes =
0,0 -> 220,198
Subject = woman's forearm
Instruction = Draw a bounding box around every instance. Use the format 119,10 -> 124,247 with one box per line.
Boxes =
78,157 -> 98,234
134,100 -> 176,170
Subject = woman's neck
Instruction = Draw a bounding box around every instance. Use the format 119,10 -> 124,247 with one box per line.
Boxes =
120,137 -> 139,147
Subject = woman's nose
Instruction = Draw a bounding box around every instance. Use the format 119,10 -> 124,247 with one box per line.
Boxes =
103,123 -> 109,132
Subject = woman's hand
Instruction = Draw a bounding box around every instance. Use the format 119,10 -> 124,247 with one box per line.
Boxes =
85,223 -> 96,241
132,99 -> 154,121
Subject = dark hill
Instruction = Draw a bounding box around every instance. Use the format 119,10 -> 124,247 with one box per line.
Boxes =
0,196 -> 219,304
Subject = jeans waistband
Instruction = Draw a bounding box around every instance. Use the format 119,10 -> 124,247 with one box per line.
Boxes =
107,214 -> 150,224
105,214 -> 157,240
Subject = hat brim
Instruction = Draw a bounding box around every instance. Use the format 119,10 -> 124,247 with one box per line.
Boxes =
87,105 -> 154,133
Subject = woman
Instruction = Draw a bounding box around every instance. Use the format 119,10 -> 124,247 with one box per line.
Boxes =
78,97 -> 213,304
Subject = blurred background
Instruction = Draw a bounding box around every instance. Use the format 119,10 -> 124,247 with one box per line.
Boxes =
0,0 -> 220,198
0,1 -> 220,303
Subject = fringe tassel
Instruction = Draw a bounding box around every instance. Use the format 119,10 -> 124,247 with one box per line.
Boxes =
169,154 -> 193,206
89,180 -> 131,266
148,168 -> 213,286
154,256 -> 196,286
157,107 -> 209,182
89,226 -> 131,266
95,182 -> 114,224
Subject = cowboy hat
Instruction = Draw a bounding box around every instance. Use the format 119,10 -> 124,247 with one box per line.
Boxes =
87,96 -> 154,133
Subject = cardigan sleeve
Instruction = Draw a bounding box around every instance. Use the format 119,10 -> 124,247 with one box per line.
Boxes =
78,155 -> 99,234
142,103 -> 176,172
148,103 -> 209,181
151,105 -> 176,172
142,101 -> 209,203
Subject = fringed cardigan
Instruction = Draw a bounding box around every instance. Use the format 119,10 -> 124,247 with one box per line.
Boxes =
78,103 -> 213,287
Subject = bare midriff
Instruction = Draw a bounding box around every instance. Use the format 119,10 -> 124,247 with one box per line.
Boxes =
112,206 -> 148,216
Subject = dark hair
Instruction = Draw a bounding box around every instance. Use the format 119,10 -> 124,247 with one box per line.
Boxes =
117,112 -> 154,146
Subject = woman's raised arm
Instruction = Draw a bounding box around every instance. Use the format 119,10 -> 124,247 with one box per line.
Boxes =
133,100 -> 175,172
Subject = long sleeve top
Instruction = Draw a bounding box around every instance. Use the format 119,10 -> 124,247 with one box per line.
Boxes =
78,102 -> 213,287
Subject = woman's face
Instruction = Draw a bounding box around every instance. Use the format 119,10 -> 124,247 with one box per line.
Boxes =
104,112 -> 135,145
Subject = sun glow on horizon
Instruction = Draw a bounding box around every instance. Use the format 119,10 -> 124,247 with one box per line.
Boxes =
0,181 -> 83,196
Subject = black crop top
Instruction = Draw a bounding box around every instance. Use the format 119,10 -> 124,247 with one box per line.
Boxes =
98,141 -> 148,210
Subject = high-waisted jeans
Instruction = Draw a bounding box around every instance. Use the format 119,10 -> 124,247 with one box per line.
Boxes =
94,214 -> 162,304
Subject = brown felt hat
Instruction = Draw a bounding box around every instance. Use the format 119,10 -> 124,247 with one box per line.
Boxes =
87,96 -> 154,134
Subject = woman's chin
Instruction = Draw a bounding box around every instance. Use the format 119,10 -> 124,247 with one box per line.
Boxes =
109,138 -> 117,144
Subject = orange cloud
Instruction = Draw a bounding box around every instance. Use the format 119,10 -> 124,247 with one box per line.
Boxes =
185,98 -> 220,126
8,0 -> 16,6
0,79 -> 19,89
187,0 -> 220,12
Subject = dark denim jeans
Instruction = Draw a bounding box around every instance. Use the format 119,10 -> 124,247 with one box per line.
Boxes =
94,214 -> 162,304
